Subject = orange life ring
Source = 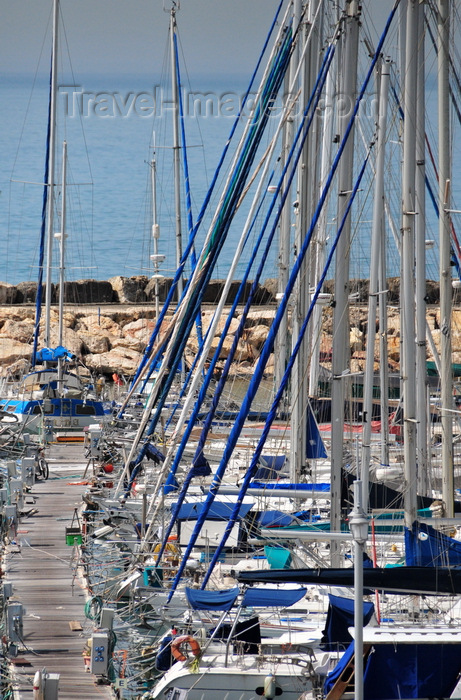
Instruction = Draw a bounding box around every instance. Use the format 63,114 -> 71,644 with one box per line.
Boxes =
171,635 -> 201,662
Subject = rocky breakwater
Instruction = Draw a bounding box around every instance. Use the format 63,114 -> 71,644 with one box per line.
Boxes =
0,275 -> 455,381
0,276 -> 278,379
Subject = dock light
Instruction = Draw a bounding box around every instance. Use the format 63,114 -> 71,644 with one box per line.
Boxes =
348,480 -> 368,700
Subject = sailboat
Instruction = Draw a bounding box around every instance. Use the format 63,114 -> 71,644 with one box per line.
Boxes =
0,0 -> 106,436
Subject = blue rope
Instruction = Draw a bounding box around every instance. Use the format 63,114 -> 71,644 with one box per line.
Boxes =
32,60 -> 52,368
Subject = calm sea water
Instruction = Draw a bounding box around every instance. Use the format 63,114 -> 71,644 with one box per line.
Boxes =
1,72 -> 272,286
0,71 -> 457,288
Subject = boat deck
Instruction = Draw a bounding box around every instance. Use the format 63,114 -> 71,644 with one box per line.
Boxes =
3,443 -> 114,699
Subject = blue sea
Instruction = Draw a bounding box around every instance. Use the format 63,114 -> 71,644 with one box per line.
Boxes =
0,70 -> 458,288
0,72 -> 269,286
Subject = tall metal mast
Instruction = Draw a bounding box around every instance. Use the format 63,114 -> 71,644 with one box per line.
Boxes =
330,0 -> 361,565
44,0 -> 59,347
438,0 -> 453,517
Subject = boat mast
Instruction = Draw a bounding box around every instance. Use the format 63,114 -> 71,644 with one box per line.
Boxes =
415,5 -> 429,496
330,0 -> 360,565
44,0 -> 59,348
288,0 -> 304,482
290,0 -> 325,482
362,58 -> 390,508
169,2 -> 183,306
438,0 -> 453,517
402,0 -> 419,530
55,140 -> 67,395
150,147 -> 162,321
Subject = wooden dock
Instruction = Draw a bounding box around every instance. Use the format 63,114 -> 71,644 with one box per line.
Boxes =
3,443 -> 114,699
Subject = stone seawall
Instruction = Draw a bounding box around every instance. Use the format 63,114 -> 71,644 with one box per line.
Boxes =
0,275 -> 452,380
0,275 -> 444,306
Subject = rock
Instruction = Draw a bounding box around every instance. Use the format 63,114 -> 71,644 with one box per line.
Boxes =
350,327 -> 363,353
77,314 -> 122,338
57,279 -> 114,304
112,337 -> 146,353
0,339 -> 33,367
84,347 -> 143,376
14,282 -> 56,304
240,309 -> 277,327
245,324 -> 269,351
0,319 -> 35,344
40,326 -> 83,357
122,318 -> 157,341
256,279 -> 277,304
0,282 -> 17,304
144,277 -> 174,303
198,311 -> 239,337
109,276 -> 148,303
80,333 -> 111,355
1,357 -> 30,378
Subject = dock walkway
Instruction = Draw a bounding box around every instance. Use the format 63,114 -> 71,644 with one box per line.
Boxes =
3,444 -> 114,699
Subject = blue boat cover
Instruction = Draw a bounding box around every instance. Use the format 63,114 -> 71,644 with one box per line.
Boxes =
321,594 -> 374,651
249,481 -> 330,491
145,442 -> 165,463
241,586 -> 306,608
253,455 -> 286,480
185,586 -> 239,611
257,510 -> 294,527
324,640 -> 355,695
306,408 -> 328,458
35,346 -> 76,363
173,501 -> 253,521
405,520 -> 461,567
363,641 -> 461,698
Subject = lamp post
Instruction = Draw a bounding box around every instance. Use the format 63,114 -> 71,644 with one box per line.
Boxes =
348,479 -> 368,700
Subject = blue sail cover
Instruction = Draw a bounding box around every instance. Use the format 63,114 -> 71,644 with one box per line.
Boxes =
253,455 -> 286,480
405,520 -> 461,566
321,594 -> 374,651
257,510 -> 294,527
185,586 -> 239,611
241,586 -> 306,608
35,346 -> 76,363
306,406 -> 327,458
249,482 -> 330,492
174,501 -> 253,521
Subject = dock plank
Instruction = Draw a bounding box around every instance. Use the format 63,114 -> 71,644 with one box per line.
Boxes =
4,446 -> 114,699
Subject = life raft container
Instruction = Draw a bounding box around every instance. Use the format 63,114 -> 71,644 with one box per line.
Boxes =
171,635 -> 201,662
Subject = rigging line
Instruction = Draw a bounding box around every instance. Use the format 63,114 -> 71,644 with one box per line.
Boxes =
147,171 -> 278,557
161,35 -> 339,583
184,40 -> 338,471
143,35 -> 332,518
32,57 -> 52,369
123,0 -> 289,406
167,1 -> 400,601
202,148 -> 374,588
126,68 -> 294,512
121,20 -> 296,496
174,30 -> 203,351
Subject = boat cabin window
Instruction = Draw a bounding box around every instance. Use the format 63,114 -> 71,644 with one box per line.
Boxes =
75,405 -> 96,415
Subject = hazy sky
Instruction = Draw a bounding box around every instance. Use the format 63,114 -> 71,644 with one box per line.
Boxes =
2,1 -> 289,79
2,1 -> 398,81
